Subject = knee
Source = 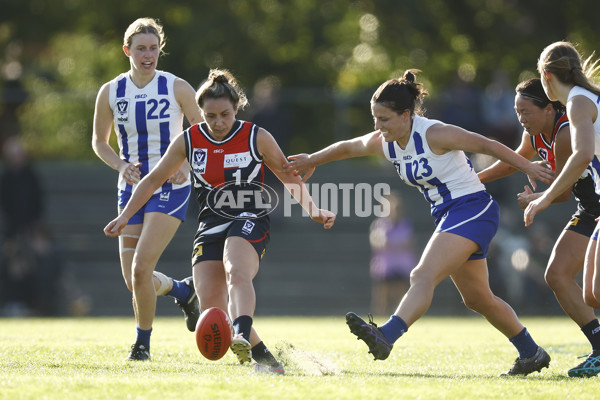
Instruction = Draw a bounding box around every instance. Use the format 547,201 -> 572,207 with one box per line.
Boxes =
544,266 -> 563,291
409,265 -> 432,286
462,293 -> 494,314
226,266 -> 252,287
131,265 -> 153,286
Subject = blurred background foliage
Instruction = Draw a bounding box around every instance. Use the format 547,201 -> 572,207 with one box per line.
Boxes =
2,0 -> 600,160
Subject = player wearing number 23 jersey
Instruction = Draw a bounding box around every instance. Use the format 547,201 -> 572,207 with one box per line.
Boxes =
382,114 -> 495,260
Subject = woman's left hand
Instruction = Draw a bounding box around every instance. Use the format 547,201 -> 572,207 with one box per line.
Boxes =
311,209 -> 336,229
167,166 -> 189,185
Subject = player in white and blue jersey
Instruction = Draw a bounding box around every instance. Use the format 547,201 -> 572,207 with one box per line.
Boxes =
479,78 -> 600,377
287,69 -> 554,376
92,18 -> 203,361
526,41 -> 600,377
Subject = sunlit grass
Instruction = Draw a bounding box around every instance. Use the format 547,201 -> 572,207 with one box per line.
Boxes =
0,316 -> 599,399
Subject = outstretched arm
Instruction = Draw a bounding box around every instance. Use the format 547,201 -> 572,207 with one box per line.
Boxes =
427,123 -> 554,190
286,131 -> 384,182
477,131 -> 537,183
258,128 -> 335,229
104,134 -> 187,236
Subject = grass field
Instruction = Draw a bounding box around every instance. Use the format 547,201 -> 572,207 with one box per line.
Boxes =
1,316 -> 599,399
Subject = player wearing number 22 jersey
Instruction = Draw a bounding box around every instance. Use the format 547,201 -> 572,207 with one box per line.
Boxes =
382,114 -> 496,260
183,120 -> 270,264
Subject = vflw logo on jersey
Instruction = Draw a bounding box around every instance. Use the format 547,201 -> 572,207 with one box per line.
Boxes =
192,148 -> 208,174
116,99 -> 130,123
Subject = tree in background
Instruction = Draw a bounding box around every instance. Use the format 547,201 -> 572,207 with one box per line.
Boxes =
2,0 -> 600,160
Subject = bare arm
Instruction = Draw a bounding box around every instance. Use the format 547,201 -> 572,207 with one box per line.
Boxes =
174,78 -> 203,126
258,128 -> 335,228
524,96 -> 596,226
104,134 -> 187,236
427,123 -> 553,189
166,78 -> 203,184
92,83 -> 140,178
286,131 -> 385,181
477,131 -> 537,183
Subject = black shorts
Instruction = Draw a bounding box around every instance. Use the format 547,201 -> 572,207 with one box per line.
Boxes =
191,215 -> 270,265
565,209 -> 598,237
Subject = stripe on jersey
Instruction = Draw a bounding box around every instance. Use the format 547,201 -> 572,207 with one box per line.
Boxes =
116,77 -> 127,98
427,177 -> 451,203
249,124 -> 261,162
413,131 -> 425,155
387,142 -> 396,158
158,75 -> 168,95
135,101 -> 149,174
118,124 -> 130,162
159,121 -> 170,155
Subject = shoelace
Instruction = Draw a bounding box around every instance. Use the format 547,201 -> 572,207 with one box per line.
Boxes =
367,314 -> 379,328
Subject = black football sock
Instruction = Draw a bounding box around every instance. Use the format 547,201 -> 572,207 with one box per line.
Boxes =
232,315 -> 253,342
582,319 -> 600,352
252,341 -> 278,366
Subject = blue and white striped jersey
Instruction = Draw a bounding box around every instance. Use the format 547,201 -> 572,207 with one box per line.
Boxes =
382,114 -> 485,214
108,70 -> 190,194
568,86 -> 600,196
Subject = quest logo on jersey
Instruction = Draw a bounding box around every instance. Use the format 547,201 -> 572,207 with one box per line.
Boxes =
223,152 -> 252,169
116,99 -> 130,123
206,181 -> 279,220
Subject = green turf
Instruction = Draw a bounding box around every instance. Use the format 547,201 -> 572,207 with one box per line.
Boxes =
1,316 -> 599,399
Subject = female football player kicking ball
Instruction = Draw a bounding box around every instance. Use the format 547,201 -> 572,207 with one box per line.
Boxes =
286,70 -> 554,376
105,69 -> 335,374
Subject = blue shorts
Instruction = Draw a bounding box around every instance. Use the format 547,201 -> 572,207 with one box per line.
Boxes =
432,191 -> 499,260
118,186 -> 191,225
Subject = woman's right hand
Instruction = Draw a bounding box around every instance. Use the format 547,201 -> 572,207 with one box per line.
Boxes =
104,215 -> 129,237
286,154 -> 315,182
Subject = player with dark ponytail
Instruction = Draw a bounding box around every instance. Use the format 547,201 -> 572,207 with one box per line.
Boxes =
479,78 -> 600,377
105,68 -> 335,374
287,69 -> 554,376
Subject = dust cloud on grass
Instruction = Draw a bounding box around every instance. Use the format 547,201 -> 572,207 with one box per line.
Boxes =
273,341 -> 340,376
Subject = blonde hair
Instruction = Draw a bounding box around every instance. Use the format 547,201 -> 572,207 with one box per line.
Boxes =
196,69 -> 249,111
123,17 -> 166,54
538,41 -> 600,97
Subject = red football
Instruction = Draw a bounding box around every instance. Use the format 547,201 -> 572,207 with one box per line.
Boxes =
195,307 -> 233,360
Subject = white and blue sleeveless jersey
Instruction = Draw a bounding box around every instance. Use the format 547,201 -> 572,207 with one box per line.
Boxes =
568,86 -> 600,194
108,70 -> 190,194
382,115 -> 485,214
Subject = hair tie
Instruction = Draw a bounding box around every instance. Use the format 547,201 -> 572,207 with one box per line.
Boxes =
518,93 -> 548,104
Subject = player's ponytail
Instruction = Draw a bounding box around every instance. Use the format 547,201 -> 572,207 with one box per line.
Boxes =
538,41 -> 600,98
371,69 -> 428,116
196,69 -> 249,111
